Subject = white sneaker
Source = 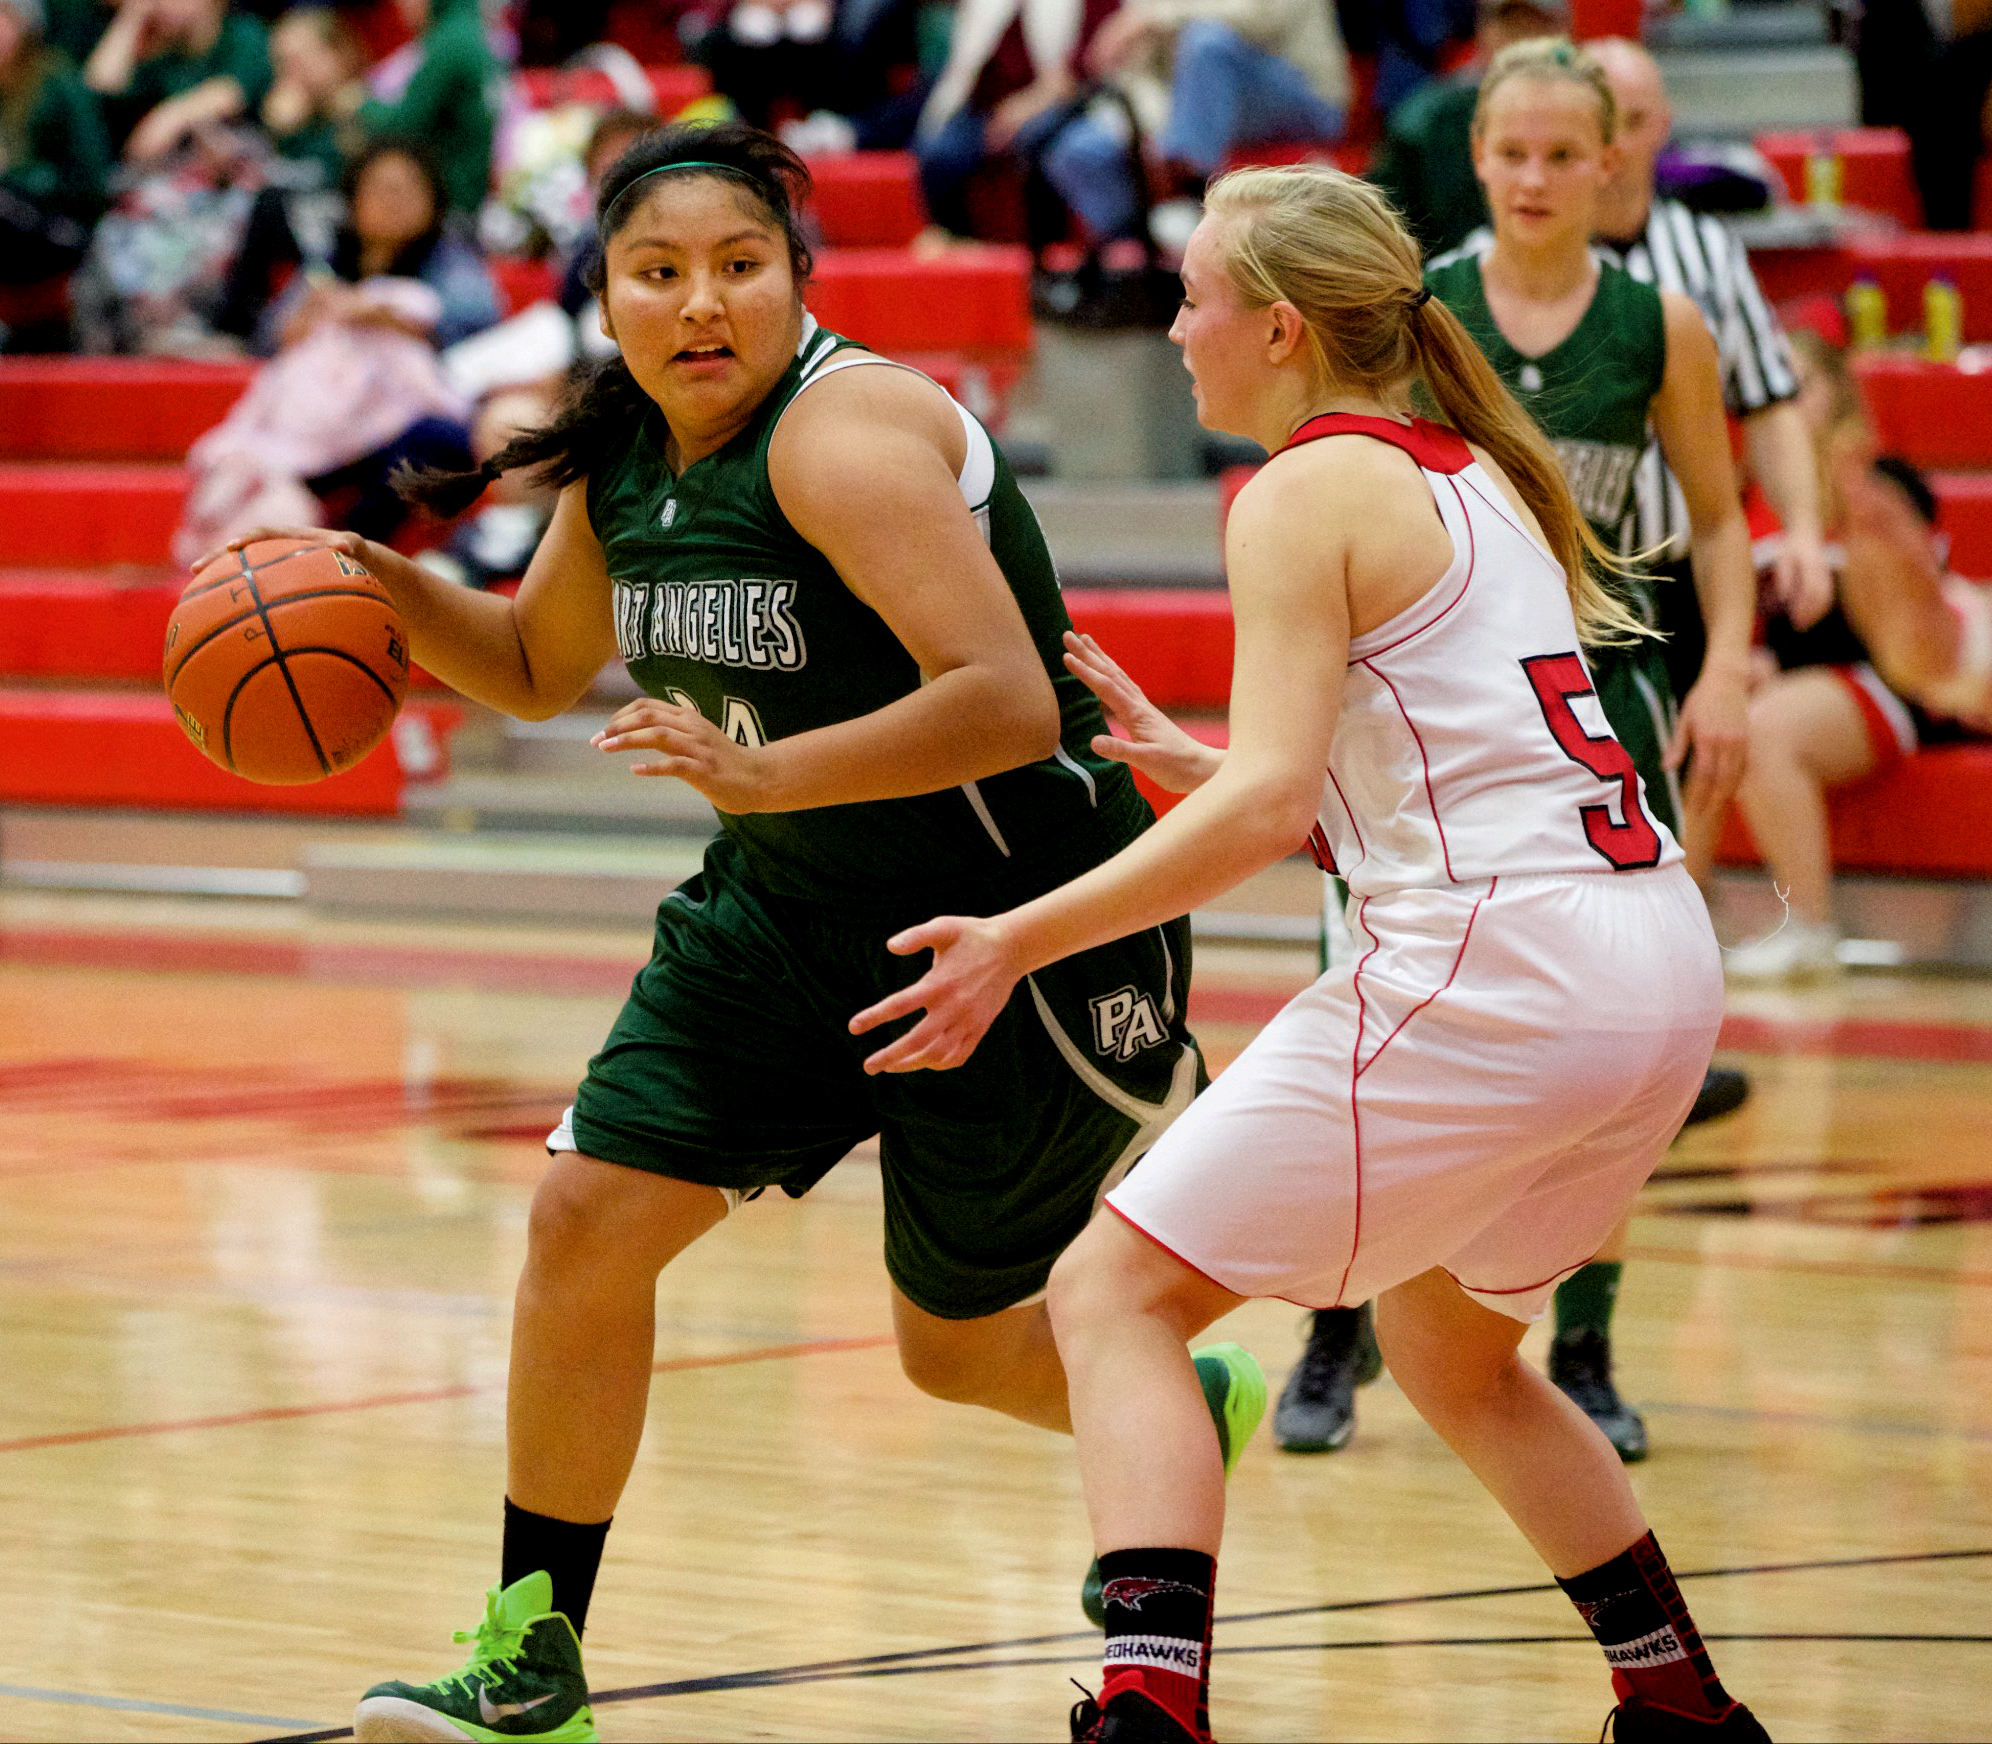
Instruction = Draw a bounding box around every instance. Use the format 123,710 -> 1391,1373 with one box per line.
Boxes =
1725,920 -> 1843,983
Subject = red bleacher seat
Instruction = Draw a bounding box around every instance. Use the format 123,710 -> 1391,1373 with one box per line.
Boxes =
1841,234 -> 1992,344
1932,473 -> 1992,573
804,153 -> 926,248
1756,128 -> 1921,227
0,359 -> 250,462
0,464 -> 183,566
511,64 -> 712,115
0,689 -> 458,816
1719,745 -> 1992,878
807,247 -> 1032,354
1064,588 -> 1232,711
1856,355 -> 1992,470
1218,139 -> 1373,177
488,253 -> 559,316
0,570 -> 179,681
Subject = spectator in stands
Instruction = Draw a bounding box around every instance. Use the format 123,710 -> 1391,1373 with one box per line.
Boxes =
42,0 -> 111,67
178,139 -> 494,561
260,4 -> 364,189
1060,0 -> 1352,248
1350,0 -> 1476,117
1732,440 -> 1991,982
1850,0 -> 1992,231
298,134 -> 497,349
82,0 -> 271,160
0,0 -> 113,331
353,0 -> 494,216
1366,0 -> 1560,256
912,0 -> 1113,241
556,105 -> 650,339
698,0 -> 929,151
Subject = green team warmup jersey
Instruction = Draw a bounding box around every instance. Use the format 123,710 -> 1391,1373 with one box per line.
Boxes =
1423,252 -> 1666,551
586,318 -> 1150,914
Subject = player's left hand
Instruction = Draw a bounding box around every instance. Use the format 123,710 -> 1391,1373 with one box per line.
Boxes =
849,915 -> 1019,1073
594,697 -> 772,812
1667,663 -> 1749,816
1772,526 -> 1835,632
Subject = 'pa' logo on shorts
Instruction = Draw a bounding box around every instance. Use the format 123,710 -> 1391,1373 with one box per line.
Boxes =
1090,986 -> 1168,1061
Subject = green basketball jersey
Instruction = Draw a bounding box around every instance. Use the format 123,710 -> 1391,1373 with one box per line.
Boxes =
586,319 -> 1150,914
1423,252 -> 1666,550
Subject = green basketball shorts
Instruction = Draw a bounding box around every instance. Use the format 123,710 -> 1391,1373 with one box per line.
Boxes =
551,835 -> 1205,1321
1589,639 -> 1682,841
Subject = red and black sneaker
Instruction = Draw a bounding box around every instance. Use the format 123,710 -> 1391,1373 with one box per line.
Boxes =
1605,1695 -> 1773,1742
1069,1684 -> 1207,1743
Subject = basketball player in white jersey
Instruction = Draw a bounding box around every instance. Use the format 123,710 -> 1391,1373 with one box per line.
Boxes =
852,165 -> 1768,1744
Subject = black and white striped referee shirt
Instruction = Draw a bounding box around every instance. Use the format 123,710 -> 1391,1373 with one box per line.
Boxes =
1442,199 -> 1799,557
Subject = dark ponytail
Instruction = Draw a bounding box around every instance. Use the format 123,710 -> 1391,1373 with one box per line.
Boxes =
396,121 -> 815,516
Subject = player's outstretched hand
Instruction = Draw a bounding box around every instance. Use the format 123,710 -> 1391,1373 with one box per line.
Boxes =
850,915 -> 1020,1073
188,526 -> 372,574
1062,631 -> 1223,794
595,696 -> 774,813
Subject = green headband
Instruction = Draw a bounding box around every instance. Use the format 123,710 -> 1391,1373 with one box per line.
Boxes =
600,160 -> 763,236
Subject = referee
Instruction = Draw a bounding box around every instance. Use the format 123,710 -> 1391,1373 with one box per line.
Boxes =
1588,36 -> 1830,816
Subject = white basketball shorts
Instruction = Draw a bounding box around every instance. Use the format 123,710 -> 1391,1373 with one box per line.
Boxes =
1106,866 -> 1722,1322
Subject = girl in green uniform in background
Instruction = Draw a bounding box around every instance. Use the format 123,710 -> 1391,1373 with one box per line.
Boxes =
1422,37 -> 1755,1460
203,122 -> 1264,1744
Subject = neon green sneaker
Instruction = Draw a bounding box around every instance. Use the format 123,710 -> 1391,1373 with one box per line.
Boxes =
1080,1342 -> 1267,1626
353,1572 -> 597,1743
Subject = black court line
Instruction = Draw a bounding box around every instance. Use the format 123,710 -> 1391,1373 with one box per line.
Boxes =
256,1546 -> 1991,1742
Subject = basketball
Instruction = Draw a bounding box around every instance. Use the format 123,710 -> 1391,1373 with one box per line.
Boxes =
163,538 -> 409,785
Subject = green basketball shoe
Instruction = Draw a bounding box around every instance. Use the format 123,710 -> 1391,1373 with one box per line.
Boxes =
1080,1342 -> 1267,1626
353,1571 -> 597,1743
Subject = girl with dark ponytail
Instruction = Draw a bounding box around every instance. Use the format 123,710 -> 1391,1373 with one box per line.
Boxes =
200,118 -> 1213,1744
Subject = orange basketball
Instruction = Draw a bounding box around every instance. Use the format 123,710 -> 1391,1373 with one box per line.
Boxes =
164,538 -> 409,785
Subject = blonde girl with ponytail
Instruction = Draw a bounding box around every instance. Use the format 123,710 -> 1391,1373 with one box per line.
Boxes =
859,167 -> 1764,1743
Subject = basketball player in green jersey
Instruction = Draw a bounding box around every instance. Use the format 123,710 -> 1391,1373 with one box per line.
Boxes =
1419,38 -> 1753,1460
202,123 -> 1266,1744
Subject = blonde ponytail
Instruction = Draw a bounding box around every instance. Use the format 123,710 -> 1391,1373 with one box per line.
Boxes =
1203,162 -> 1650,647
1407,296 -> 1648,645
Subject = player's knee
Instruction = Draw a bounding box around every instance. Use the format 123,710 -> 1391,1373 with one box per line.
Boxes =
524,1166 -> 616,1270
896,1332 -> 994,1405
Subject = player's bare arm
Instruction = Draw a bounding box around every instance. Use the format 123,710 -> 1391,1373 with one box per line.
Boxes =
600,363 -> 1060,813
1652,289 -> 1752,812
851,452 -> 1359,1074
196,482 -> 620,722
1746,398 -> 1832,629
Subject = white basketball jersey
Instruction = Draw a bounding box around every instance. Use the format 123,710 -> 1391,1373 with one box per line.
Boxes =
1296,414 -> 1682,897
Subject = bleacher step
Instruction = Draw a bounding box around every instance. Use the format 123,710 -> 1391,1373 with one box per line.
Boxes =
302,832 -> 707,924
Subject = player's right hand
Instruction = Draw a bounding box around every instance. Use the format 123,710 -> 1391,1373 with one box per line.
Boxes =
189,526 -> 371,573
1062,630 -> 1224,794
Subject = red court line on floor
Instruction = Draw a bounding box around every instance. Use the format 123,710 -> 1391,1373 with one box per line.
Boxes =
10,925 -> 1992,1064
0,1334 -> 895,1456
1627,1244 -> 1992,1288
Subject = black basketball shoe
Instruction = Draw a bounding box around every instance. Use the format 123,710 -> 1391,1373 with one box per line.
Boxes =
1070,1686 -> 1203,1743
1682,1065 -> 1749,1128
1606,1694 -> 1773,1741
1273,1304 -> 1383,1453
1550,1328 -> 1648,1462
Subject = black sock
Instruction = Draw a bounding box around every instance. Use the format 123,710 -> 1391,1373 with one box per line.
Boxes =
1097,1547 -> 1215,1738
502,1498 -> 612,1634
1558,1531 -> 1730,1716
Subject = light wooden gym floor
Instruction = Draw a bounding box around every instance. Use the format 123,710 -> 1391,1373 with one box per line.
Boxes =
2,887 -> 1986,1743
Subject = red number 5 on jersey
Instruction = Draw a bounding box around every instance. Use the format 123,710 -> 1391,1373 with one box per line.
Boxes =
1520,653 -> 1664,870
